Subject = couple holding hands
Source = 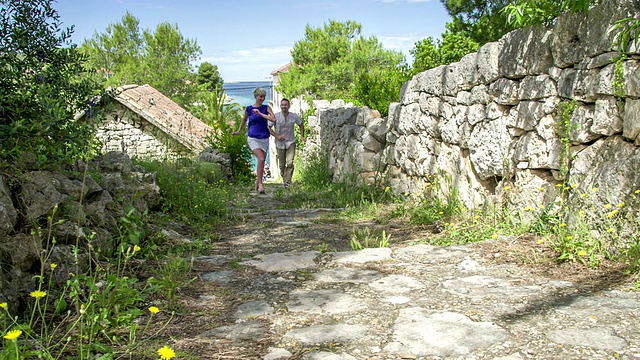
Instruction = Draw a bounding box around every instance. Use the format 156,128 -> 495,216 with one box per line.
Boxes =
232,87 -> 305,194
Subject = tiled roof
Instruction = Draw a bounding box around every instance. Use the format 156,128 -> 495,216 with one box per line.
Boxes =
270,62 -> 292,75
113,84 -> 214,153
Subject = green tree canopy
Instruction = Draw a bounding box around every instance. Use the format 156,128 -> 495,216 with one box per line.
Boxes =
81,12 -> 202,107
277,19 -> 408,116
0,0 -> 100,162
440,0 -> 516,45
196,61 -> 223,92
410,27 -> 479,74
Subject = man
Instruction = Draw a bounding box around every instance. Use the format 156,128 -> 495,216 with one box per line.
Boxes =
269,98 -> 305,187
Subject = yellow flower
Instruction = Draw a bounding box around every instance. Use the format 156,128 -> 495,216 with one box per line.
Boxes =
635,189 -> 640,194
539,205 -> 545,209
148,306 -> 160,314
3,329 -> 22,340
617,203 -> 624,208
564,186 -> 570,191
538,187 -> 544,191
157,345 -> 176,360
607,210 -> 617,218
537,239 -> 544,244
566,235 -> 573,240
556,184 -> 563,187
571,184 -> 577,189
0,302 -> 7,310
504,186 -> 511,191
577,250 -> 587,256
50,263 -> 57,270
384,186 -> 390,192
30,290 -> 46,299
592,187 -> 599,192
559,223 -> 566,227
604,204 -> 613,209
581,193 -> 587,198
491,233 -> 498,239
607,228 -> 614,233
133,245 -> 141,252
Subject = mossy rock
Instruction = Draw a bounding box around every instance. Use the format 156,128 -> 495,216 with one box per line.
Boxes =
197,162 -> 225,183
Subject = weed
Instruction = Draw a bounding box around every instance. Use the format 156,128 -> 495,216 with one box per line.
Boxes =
350,227 -> 390,250
147,256 -> 197,310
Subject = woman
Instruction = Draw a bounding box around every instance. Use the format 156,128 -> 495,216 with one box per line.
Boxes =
232,87 -> 275,194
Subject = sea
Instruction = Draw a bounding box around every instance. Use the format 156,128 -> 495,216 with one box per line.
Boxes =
222,81 -> 274,107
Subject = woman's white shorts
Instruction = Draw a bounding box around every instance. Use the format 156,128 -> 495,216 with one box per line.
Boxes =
247,137 -> 269,154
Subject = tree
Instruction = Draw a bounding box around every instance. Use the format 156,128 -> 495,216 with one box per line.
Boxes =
0,0 -> 100,162
81,13 -> 202,107
277,20 -> 408,116
440,0 -> 516,45
196,61 -> 223,92
410,29 -> 479,74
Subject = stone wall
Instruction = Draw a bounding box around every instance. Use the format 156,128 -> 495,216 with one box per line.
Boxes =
305,0 -> 640,240
96,102 -> 193,160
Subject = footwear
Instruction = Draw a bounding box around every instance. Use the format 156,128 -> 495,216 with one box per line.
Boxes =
257,184 -> 265,194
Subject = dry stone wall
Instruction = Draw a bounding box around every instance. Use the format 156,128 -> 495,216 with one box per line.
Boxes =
305,0 -> 640,241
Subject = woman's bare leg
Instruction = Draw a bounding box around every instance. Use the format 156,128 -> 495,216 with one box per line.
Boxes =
253,148 -> 266,192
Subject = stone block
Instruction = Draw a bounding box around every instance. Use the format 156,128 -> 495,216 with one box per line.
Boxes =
518,75 -> 558,100
623,99 -> 640,144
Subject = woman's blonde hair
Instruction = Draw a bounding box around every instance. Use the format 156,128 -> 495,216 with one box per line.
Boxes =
253,87 -> 267,97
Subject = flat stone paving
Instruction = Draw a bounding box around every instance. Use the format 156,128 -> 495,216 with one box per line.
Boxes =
194,193 -> 640,360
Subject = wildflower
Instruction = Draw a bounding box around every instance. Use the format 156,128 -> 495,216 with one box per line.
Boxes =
157,345 -> 176,360
564,186 -> 570,191
491,233 -> 498,239
30,290 -> 46,299
133,245 -> 141,252
539,205 -> 545,209
604,204 -> 613,209
607,228 -> 614,233
635,189 -> 640,194
617,203 -> 624,208
385,186 -> 390,192
538,187 -> 544,191
50,263 -> 57,270
566,235 -> 573,240
3,329 -> 22,340
592,187 -> 599,192
559,223 -> 566,227
556,184 -> 563,187
149,306 -> 160,314
607,210 -> 617,218
0,302 -> 7,309
578,250 -> 587,256
537,239 -> 544,244
504,186 -> 511,191
571,184 -> 577,189
581,193 -> 587,198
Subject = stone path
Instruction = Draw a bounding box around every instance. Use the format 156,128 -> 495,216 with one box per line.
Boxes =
189,191 -> 640,360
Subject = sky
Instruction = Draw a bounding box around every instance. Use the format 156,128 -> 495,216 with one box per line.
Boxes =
55,0 -> 451,83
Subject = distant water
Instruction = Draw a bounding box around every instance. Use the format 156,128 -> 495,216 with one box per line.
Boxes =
222,81 -> 273,107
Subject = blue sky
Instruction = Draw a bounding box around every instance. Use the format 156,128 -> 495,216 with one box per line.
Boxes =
55,0 -> 451,82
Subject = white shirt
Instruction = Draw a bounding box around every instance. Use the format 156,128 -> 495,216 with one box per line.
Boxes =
270,111 -> 302,149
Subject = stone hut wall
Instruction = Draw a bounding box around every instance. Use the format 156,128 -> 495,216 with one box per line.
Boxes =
96,102 -> 193,160
304,0 -> 640,241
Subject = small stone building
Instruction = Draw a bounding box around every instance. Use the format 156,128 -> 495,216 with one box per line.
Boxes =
87,84 -> 214,160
